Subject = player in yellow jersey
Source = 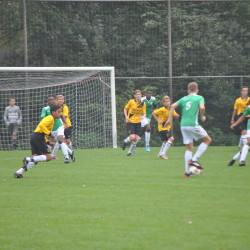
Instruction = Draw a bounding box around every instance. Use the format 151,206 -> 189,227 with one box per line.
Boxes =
122,90 -> 146,156
152,96 -> 179,159
56,95 -> 73,150
231,86 -> 250,131
228,86 -> 250,166
14,105 -> 62,178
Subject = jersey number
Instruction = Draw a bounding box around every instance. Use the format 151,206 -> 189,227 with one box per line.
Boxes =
186,102 -> 192,110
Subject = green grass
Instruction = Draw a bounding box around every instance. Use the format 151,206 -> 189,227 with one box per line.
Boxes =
1,146 -> 250,250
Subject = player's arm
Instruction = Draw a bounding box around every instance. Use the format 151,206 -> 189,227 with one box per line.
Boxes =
231,109 -> 237,124
62,105 -> 69,127
173,110 -> 180,119
231,115 -> 245,129
140,103 -> 146,120
124,101 -> 131,123
151,99 -> 159,113
231,100 -> 239,124
199,103 -> 206,122
152,110 -> 163,124
124,108 -> 130,123
166,103 -> 178,126
17,107 -> 22,125
3,107 -> 9,126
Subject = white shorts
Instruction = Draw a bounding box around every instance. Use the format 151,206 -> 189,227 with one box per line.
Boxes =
181,126 -> 208,145
51,125 -> 64,141
141,118 -> 150,128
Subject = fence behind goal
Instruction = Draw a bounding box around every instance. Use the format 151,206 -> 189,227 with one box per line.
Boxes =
0,67 -> 117,150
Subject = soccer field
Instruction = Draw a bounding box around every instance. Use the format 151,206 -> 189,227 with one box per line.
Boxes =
1,146 -> 250,250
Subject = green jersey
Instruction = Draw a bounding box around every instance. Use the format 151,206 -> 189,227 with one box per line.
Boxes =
40,106 -> 63,131
243,106 -> 250,130
176,94 -> 205,127
40,106 -> 51,118
141,96 -> 158,119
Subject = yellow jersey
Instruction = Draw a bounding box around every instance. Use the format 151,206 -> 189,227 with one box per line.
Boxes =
234,97 -> 250,116
34,115 -> 55,136
61,104 -> 72,127
153,107 -> 179,132
124,99 -> 146,123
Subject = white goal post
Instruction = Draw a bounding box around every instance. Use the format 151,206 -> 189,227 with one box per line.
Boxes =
0,67 -> 117,150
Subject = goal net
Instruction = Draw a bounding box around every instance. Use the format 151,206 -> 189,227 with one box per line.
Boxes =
0,67 -> 117,150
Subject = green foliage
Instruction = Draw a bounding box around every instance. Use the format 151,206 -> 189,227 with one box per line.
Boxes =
0,1 -> 249,146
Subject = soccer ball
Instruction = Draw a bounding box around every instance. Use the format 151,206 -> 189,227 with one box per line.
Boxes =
189,166 -> 202,175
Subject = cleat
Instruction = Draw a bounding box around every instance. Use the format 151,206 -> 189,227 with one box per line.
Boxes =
122,142 -> 127,151
64,158 -> 70,164
70,151 -> 76,162
239,161 -> 245,166
228,159 -> 235,166
183,172 -> 192,178
52,156 -> 59,160
132,146 -> 136,153
159,155 -> 168,160
189,160 -> 204,170
146,145 -> 151,152
14,172 -> 23,178
127,153 -> 132,156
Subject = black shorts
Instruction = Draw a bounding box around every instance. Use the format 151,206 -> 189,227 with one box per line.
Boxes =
159,130 -> 173,141
64,126 -> 72,139
127,123 -> 141,136
30,132 -> 50,155
236,114 -> 248,131
8,123 -> 18,134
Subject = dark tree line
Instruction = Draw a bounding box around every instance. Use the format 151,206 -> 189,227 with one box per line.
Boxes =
0,1 -> 250,146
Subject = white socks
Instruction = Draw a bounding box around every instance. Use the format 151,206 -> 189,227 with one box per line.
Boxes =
192,143 -> 208,161
52,142 -> 60,156
240,145 -> 249,162
124,137 -> 130,144
159,141 -> 172,156
233,151 -> 241,160
128,141 -> 136,154
61,142 -> 69,159
185,150 -> 193,174
145,132 -> 150,146
25,155 -> 46,162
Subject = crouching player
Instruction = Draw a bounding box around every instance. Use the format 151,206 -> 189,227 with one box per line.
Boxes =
152,96 -> 179,159
231,105 -> 250,166
14,105 -> 62,178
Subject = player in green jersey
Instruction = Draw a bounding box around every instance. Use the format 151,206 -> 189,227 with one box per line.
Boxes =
167,82 -> 212,177
141,89 -> 158,152
231,105 -> 250,166
41,96 -> 75,163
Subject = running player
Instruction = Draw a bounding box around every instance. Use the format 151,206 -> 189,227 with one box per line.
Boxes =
231,104 -> 250,166
152,96 -> 179,160
3,97 -> 22,150
141,89 -> 158,152
167,82 -> 212,177
122,90 -> 146,156
14,105 -> 62,178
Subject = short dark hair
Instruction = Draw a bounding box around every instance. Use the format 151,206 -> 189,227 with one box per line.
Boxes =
9,97 -> 16,101
47,95 -> 54,99
50,105 -> 61,113
146,89 -> 153,93
241,86 -> 248,90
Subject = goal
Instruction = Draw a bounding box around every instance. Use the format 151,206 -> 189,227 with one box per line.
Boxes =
0,67 -> 117,150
